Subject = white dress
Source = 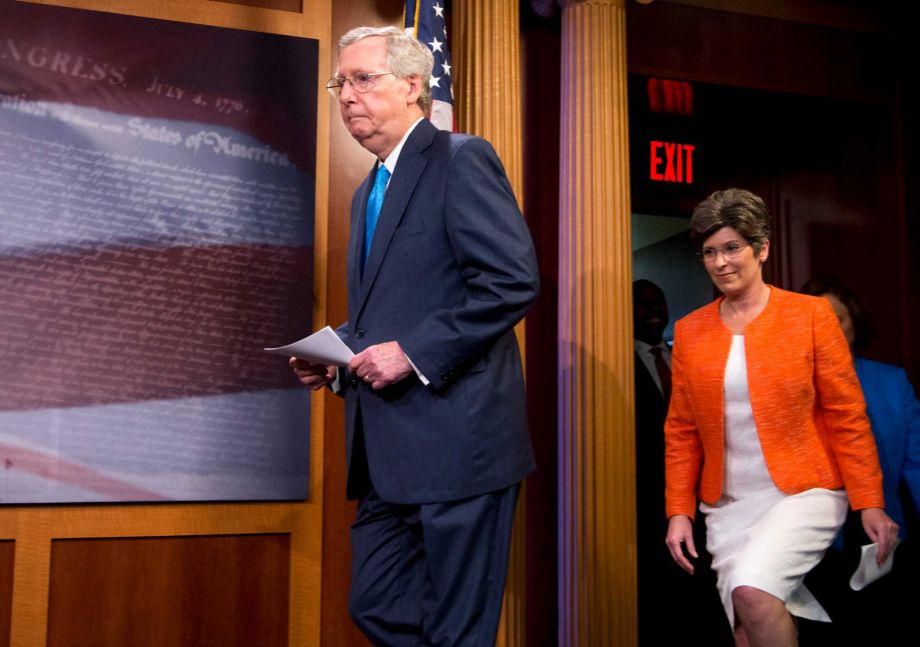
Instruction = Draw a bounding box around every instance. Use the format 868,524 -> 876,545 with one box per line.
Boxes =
700,335 -> 848,625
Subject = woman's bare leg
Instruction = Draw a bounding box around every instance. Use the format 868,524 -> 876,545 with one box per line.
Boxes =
731,586 -> 797,647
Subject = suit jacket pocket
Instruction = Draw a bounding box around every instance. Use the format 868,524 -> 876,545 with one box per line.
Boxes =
393,213 -> 426,238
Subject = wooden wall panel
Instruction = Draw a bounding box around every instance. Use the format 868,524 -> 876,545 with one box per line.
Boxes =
2,504 -> 327,646
0,542 -> 13,647
47,535 -> 289,647
210,0 -> 303,12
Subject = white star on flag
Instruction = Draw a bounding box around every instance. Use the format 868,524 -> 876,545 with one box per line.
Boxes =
406,0 -> 454,131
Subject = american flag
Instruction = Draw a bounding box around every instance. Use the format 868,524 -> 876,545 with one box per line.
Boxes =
405,1 -> 454,131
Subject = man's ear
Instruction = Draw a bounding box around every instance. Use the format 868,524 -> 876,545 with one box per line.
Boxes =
405,74 -> 422,106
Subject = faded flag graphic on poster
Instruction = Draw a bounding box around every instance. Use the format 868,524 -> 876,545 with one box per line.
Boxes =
0,2 -> 317,503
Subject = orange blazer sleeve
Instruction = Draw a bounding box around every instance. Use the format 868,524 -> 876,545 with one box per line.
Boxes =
811,297 -> 884,509
663,320 -> 704,519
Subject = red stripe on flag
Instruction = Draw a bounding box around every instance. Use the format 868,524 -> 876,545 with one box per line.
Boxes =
1,442 -> 169,500
0,244 -> 311,411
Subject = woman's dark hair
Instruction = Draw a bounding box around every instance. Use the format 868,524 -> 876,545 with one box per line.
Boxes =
799,275 -> 873,351
690,188 -> 772,253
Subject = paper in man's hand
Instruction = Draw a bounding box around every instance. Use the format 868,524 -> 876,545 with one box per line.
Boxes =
264,326 -> 354,366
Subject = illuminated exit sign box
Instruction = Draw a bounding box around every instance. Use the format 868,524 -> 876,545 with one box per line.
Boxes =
649,140 -> 695,184
630,75 -> 704,202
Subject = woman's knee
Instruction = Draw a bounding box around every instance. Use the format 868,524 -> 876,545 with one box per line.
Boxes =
732,586 -> 783,625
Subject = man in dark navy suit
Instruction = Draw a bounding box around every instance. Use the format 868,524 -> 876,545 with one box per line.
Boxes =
633,279 -> 731,646
633,279 -> 674,644
291,26 -> 539,646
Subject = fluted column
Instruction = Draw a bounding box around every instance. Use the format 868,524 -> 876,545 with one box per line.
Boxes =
556,0 -> 636,645
452,2 -> 526,646
454,0 -> 523,198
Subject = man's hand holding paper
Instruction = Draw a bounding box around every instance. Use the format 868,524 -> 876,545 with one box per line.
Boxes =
265,325 -> 355,391
289,357 -> 337,391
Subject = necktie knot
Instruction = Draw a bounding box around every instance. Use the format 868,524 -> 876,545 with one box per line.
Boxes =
374,164 -> 391,191
363,164 -> 391,268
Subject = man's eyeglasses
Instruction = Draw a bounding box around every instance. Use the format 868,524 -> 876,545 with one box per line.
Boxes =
697,240 -> 750,263
326,72 -> 395,97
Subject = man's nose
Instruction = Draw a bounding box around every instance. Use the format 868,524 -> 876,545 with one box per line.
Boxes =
339,80 -> 357,103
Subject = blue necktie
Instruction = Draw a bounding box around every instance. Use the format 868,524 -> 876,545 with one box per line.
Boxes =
363,164 -> 391,267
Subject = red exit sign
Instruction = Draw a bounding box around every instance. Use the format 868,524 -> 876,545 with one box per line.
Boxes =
649,140 -> 695,184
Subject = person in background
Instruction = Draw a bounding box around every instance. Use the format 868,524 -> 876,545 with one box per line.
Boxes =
663,188 -> 898,647
634,279 -> 731,645
290,26 -> 539,646
798,275 -> 920,644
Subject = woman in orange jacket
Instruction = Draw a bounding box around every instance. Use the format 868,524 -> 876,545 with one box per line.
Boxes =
663,188 -> 899,647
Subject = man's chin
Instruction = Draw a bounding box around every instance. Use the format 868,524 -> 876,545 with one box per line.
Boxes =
637,326 -> 666,343
347,128 -> 376,144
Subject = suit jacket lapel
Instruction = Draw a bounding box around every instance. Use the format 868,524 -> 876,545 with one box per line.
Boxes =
355,120 -> 435,319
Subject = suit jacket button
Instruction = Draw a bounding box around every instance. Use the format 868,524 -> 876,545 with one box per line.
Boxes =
356,329 -> 366,339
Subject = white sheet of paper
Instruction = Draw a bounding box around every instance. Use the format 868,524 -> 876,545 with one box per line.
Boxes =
849,539 -> 901,591
264,326 -> 354,366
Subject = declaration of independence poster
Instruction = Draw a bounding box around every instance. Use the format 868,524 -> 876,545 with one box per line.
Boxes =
0,0 -> 317,503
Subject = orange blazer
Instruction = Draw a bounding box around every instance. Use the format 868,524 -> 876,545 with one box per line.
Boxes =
664,287 -> 883,519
